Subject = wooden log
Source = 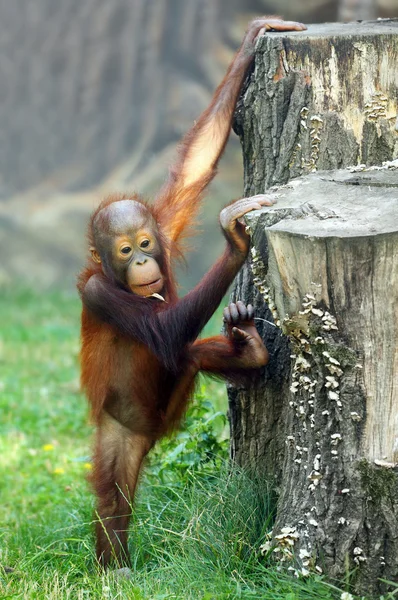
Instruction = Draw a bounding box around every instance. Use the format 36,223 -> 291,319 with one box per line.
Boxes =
242,165 -> 398,592
230,20 -> 398,595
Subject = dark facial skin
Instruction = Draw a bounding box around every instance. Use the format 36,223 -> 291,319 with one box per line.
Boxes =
91,200 -> 165,297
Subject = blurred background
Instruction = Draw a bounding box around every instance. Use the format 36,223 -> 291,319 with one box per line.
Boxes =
1,0 -> 397,292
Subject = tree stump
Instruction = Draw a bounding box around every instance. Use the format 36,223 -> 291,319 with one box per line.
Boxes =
229,20 -> 398,595
234,20 -> 398,193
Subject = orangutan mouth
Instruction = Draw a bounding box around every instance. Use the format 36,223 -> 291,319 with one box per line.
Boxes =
138,278 -> 162,288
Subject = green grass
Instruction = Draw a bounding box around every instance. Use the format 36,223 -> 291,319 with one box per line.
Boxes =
0,289 -> 369,599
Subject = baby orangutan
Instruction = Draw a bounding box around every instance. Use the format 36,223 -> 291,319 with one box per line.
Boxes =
78,16 -> 306,569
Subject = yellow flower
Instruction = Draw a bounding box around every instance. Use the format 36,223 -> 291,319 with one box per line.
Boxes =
84,463 -> 92,471
53,467 -> 65,475
42,444 -> 54,451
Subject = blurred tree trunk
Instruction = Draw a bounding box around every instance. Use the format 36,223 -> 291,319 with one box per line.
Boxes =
338,0 -> 377,20
229,20 -> 398,595
2,0 -> 225,195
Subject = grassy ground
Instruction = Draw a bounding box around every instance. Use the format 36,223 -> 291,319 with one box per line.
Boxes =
0,289 -> 379,599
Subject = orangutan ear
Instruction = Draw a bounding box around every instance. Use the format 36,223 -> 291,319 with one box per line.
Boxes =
90,247 -> 102,264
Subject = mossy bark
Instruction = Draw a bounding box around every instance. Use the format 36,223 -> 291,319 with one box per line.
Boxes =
229,20 -> 398,595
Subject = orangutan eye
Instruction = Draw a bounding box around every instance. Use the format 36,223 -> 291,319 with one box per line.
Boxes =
140,239 -> 150,249
120,246 -> 132,255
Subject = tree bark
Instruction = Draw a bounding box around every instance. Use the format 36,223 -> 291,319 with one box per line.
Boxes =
229,20 -> 398,595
